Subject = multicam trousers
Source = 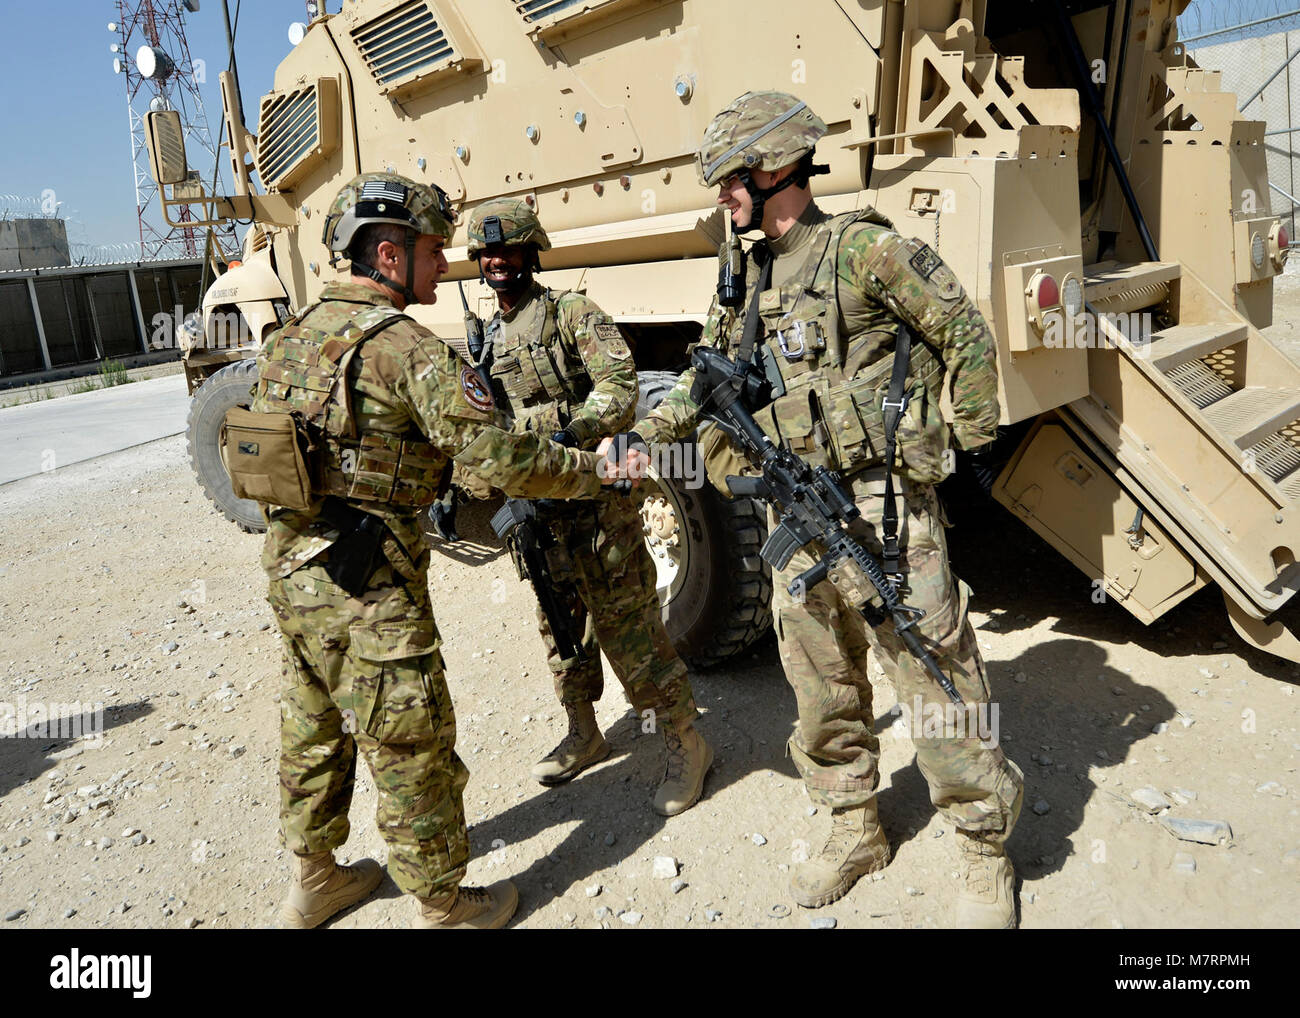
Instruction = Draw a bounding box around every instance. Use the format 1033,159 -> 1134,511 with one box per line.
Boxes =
528,494 -> 695,726
770,471 -> 1023,841
270,555 -> 469,900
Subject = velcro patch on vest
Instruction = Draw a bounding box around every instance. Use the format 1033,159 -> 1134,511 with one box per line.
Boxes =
460,366 -> 494,413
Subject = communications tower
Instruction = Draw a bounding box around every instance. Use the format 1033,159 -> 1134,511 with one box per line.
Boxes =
110,0 -> 223,260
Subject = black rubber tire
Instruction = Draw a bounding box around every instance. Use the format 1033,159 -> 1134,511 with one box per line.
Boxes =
187,358 -> 266,534
635,370 -> 773,668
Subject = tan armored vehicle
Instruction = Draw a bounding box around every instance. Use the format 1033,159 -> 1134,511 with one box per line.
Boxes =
146,0 -> 1300,666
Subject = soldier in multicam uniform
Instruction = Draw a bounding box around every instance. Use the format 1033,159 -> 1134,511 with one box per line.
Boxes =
448,198 -> 711,816
606,92 -> 1024,928
250,172 -> 611,930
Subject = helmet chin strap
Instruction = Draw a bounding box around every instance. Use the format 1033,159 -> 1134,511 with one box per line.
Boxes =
351,232 -> 419,303
733,160 -> 829,233
734,168 -> 801,233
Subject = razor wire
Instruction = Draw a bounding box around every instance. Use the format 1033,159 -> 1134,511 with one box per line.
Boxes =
1180,1 -> 1300,43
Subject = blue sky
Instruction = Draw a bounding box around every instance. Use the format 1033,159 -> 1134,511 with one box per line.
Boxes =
0,0 -> 305,252
0,0 -> 1282,252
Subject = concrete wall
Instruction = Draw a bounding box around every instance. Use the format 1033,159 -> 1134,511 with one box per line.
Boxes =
0,218 -> 71,271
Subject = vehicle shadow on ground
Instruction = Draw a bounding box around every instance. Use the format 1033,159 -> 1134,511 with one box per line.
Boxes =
946,492 -> 1300,685
464,655 -> 800,923
0,700 -> 154,799
864,636 -> 1175,882
989,637 -> 1172,880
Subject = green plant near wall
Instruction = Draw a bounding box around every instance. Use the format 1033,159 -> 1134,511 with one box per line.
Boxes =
98,359 -> 130,387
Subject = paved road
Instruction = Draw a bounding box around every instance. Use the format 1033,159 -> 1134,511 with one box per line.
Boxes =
0,375 -> 190,485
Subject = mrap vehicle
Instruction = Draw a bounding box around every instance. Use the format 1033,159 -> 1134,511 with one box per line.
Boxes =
144,0 -> 1300,668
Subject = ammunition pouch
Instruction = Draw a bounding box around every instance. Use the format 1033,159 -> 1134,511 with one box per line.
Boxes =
223,406 -> 316,511
317,431 -> 445,508
750,343 -> 946,482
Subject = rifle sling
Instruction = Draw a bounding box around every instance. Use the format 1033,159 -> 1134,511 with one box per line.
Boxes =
880,324 -> 913,577
736,244 -> 773,368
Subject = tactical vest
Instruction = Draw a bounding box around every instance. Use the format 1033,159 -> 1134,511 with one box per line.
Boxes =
254,301 -> 444,508
735,210 -> 949,484
487,289 -> 592,435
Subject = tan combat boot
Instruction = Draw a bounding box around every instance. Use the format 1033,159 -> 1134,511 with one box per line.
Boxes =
652,716 -> 713,816
790,801 -> 891,908
531,701 -> 610,785
955,833 -> 1017,929
278,850 -> 383,929
413,880 -> 519,929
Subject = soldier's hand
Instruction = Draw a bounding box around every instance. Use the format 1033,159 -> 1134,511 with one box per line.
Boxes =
427,490 -> 460,542
552,427 -> 580,448
599,432 -> 651,490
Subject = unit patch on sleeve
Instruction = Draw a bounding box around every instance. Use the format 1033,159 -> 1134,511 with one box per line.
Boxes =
593,323 -> 622,342
908,242 -> 962,300
460,365 -> 494,413
908,243 -> 942,280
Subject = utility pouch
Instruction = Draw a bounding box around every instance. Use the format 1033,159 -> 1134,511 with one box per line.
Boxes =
223,406 -> 315,510
820,357 -> 895,472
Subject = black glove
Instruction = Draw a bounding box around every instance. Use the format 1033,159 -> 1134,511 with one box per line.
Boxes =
604,431 -> 649,495
427,489 -> 459,542
551,427 -> 580,448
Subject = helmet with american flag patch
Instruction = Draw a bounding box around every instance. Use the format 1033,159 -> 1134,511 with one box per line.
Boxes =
322,172 -> 455,263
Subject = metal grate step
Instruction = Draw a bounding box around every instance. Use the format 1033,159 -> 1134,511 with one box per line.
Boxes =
1203,387 -> 1300,449
1149,322 -> 1247,372
1166,358 -> 1233,409
1246,432 -> 1300,482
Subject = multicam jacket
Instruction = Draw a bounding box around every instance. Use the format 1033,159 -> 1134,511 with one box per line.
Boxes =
252,281 -> 601,582
636,201 -> 1001,485
484,280 -> 638,447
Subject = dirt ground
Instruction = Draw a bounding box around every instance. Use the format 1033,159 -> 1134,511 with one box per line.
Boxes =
1,289 -> 1299,932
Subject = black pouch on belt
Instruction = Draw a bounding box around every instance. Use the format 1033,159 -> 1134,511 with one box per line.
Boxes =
319,497 -> 389,597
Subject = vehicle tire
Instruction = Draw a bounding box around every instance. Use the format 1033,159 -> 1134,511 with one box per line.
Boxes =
187,358 -> 266,534
635,370 -> 773,668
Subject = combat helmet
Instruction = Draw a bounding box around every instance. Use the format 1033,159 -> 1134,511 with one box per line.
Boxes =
466,198 -> 551,290
466,198 -> 552,259
696,91 -> 829,229
321,171 -> 455,301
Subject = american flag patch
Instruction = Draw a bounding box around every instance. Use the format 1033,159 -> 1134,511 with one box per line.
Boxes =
359,178 -> 407,203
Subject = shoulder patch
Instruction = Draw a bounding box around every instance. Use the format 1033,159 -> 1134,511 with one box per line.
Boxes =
907,242 -> 962,300
908,243 -> 942,281
460,365 -> 494,413
593,322 -> 622,343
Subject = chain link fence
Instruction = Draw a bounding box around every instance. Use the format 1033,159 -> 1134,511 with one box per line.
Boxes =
1182,7 -> 1300,238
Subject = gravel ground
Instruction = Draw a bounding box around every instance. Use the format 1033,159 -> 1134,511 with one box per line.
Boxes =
0,266 -> 1297,931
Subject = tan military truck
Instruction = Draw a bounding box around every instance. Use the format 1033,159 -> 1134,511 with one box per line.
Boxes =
145,0 -> 1300,667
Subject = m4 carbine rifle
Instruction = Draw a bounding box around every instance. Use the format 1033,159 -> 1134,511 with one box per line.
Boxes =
688,346 -> 964,706
490,499 -> 588,665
